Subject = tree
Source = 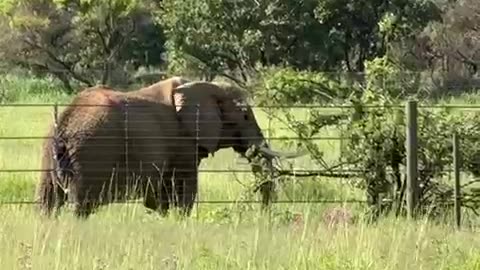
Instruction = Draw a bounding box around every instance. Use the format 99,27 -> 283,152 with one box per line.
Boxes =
413,0 -> 480,93
158,0 -> 334,83
314,0 -> 441,72
158,0 -> 440,84
0,0 -> 166,92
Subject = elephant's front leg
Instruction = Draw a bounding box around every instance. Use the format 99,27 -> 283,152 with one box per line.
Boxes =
141,165 -> 175,216
171,163 -> 198,216
177,171 -> 198,216
157,171 -> 176,216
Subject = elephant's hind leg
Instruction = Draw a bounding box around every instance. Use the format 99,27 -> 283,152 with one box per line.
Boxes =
37,172 -> 67,217
37,176 -> 55,216
73,201 -> 96,219
71,188 -> 101,219
69,180 -> 102,219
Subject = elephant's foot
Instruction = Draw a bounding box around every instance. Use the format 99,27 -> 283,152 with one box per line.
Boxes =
173,177 -> 197,217
37,193 -> 55,217
175,195 -> 195,217
179,205 -> 194,217
142,186 -> 173,217
73,201 -> 96,219
38,204 -> 54,218
158,202 -> 170,217
37,185 -> 66,218
143,194 -> 169,216
50,201 -> 66,218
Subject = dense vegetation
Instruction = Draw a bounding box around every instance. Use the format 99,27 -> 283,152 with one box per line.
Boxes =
0,1 -> 480,268
0,0 -> 478,91
0,0 -> 480,220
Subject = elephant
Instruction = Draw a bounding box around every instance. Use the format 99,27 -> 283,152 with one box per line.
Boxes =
36,76 -> 300,218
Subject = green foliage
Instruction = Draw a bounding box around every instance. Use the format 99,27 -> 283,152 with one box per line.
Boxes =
0,73 -> 68,103
0,0 -> 477,223
252,66 -> 353,160
252,67 -> 351,105
252,60 -> 480,219
158,0 -> 259,80
314,0 -> 441,71
0,0 -> 446,92
158,0 -> 439,82
344,59 -> 480,217
345,90 -> 480,218
0,0 -> 165,92
365,56 -> 422,98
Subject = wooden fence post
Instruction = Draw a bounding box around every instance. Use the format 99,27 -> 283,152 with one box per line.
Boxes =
406,100 -> 418,219
453,132 -> 461,228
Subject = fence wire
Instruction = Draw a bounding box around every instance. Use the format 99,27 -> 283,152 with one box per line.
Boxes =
0,102 -> 478,212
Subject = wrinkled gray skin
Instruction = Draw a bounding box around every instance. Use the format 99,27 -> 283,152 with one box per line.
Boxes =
36,77 -> 300,218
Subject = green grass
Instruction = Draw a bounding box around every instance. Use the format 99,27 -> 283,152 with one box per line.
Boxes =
0,75 -> 479,269
0,206 -> 479,270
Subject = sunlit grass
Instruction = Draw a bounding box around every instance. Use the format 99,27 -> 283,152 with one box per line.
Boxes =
0,205 -> 479,269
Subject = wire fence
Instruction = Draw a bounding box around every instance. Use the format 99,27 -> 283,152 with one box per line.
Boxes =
0,99 -> 479,226
0,103 -> 356,202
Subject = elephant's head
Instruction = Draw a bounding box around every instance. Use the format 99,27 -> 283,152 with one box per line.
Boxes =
171,81 -> 301,160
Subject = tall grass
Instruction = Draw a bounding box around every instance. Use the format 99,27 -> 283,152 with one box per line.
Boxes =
0,73 -> 71,103
0,205 -> 479,269
0,74 -> 479,269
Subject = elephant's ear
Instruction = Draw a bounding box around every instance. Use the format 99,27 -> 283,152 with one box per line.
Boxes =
172,84 -> 222,154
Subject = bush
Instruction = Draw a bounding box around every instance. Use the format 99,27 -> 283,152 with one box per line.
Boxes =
344,60 -> 480,218
251,62 -> 480,220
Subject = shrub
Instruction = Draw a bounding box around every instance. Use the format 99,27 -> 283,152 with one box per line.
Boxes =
251,63 -> 480,220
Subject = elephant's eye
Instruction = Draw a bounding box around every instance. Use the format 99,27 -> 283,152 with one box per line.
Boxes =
243,113 -> 249,121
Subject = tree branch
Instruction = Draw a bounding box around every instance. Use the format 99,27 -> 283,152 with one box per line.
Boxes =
455,49 -> 479,74
278,170 -> 359,178
22,37 -> 93,86
95,27 -> 110,55
100,18 -> 136,84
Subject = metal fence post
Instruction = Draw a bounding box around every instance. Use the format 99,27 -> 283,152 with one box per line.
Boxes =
51,103 -> 60,208
53,103 -> 58,129
124,101 -> 129,191
195,103 -> 200,219
406,100 -> 418,219
52,103 -> 58,163
453,132 -> 461,228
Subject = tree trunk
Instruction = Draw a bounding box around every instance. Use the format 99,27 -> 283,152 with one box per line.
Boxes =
51,72 -> 74,94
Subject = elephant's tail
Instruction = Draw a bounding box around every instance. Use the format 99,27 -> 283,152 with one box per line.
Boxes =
51,133 -> 74,190
36,127 -> 73,215
50,98 -> 83,187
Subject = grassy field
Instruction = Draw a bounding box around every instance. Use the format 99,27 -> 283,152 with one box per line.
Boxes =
0,75 -> 479,269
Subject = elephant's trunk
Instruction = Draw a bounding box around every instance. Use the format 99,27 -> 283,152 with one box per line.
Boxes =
243,141 -> 276,208
244,140 -> 306,209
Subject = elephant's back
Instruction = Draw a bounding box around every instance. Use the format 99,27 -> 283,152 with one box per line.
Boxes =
57,88 -> 126,145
